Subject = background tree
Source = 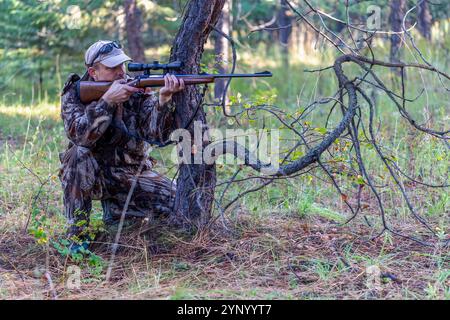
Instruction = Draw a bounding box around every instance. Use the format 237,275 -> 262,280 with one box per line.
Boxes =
213,0 -> 232,109
277,0 -> 292,67
124,0 -> 145,62
389,0 -> 406,65
417,0 -> 432,41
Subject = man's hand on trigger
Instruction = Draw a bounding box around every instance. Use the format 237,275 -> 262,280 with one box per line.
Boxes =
102,79 -> 143,105
159,74 -> 185,105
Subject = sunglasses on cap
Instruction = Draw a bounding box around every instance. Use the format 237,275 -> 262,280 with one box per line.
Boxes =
88,41 -> 122,67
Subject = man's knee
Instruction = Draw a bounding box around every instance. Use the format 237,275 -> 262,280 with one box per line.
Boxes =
59,145 -> 103,198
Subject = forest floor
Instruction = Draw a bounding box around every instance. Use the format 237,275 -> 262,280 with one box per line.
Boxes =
0,210 -> 448,299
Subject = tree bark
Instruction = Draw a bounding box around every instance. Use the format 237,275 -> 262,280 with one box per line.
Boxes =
389,0 -> 406,66
277,0 -> 292,67
214,0 -> 231,105
124,0 -> 145,62
417,0 -> 432,40
169,0 -> 226,228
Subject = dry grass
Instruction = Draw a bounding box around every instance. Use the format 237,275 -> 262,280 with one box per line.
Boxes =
0,209 -> 448,300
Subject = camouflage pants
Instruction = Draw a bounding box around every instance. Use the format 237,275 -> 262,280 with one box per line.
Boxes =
59,145 -> 176,237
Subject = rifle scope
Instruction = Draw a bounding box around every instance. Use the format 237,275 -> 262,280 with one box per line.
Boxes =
128,61 -> 183,72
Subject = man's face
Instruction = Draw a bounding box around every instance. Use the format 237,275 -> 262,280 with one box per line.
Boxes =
88,63 -> 126,82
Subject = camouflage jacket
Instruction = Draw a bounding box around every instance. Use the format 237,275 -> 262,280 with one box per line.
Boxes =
60,73 -> 176,170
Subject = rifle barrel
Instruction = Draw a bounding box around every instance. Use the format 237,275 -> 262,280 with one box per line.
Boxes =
170,71 -> 272,79
211,71 -> 272,78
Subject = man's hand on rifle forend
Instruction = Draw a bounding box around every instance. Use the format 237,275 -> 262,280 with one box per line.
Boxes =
102,79 -> 143,105
159,74 -> 185,106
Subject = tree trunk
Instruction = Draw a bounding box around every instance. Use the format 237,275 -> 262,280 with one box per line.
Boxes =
124,0 -> 145,62
389,0 -> 406,66
169,0 -> 226,228
214,0 -> 231,106
417,0 -> 432,40
277,0 -> 292,67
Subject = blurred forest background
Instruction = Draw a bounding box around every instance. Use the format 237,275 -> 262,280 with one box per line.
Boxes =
0,0 -> 448,105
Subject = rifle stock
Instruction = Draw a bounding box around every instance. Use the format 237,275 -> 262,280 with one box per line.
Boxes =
77,71 -> 272,104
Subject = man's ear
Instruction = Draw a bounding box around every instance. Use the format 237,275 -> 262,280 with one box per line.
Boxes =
87,67 -> 97,80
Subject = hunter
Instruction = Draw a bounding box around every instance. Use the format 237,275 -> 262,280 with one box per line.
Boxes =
59,40 -> 184,251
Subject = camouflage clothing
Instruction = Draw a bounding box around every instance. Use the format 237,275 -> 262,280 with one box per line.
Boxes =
59,74 -> 177,236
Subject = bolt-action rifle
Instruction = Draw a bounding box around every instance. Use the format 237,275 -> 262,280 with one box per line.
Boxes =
77,60 -> 272,104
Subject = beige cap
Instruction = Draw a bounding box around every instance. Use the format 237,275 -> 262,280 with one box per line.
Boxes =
85,40 -> 132,67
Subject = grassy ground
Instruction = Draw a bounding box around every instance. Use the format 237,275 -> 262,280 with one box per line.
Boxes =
0,38 -> 449,299
0,207 -> 448,299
